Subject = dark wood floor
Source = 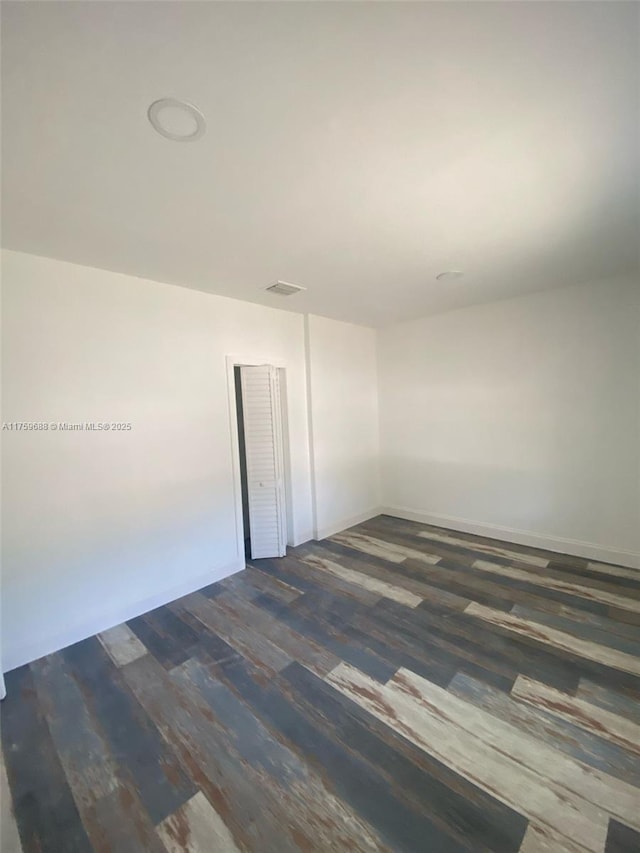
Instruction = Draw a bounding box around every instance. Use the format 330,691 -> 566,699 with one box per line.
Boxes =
2,515 -> 640,853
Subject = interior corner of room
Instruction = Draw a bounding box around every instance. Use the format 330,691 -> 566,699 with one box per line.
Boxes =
2,2 -> 640,849
1,248 -> 638,673
0,0 -> 639,686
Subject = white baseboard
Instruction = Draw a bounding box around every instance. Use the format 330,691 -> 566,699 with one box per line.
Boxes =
2,558 -> 245,675
381,505 -> 640,570
315,507 -> 384,542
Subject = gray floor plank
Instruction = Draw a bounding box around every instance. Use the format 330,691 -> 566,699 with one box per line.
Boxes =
3,516 -> 639,852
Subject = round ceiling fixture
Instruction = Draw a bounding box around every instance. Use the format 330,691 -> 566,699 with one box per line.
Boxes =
436,270 -> 464,282
147,98 -> 206,142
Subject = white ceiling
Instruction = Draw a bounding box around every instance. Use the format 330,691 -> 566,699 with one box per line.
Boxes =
2,1 -> 639,327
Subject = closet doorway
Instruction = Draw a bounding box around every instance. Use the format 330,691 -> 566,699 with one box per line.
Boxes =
229,360 -> 289,560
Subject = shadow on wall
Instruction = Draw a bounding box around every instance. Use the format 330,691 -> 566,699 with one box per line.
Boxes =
381,453 -> 634,554
1,481 -> 240,673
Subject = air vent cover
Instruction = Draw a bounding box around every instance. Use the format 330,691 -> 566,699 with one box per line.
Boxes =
264,280 -> 306,297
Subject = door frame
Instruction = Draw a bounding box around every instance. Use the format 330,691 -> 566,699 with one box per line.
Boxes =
225,354 -> 292,562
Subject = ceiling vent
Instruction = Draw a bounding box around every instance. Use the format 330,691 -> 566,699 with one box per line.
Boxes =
264,280 -> 306,297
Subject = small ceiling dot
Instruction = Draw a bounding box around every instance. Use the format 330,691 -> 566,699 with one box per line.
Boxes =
147,98 -> 206,142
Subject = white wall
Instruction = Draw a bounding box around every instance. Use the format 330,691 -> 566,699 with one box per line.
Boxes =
306,314 -> 381,539
3,248 -> 638,672
378,277 -> 640,568
1,250 -> 315,671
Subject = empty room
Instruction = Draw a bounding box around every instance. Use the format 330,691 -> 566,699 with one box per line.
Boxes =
1,2 -> 639,852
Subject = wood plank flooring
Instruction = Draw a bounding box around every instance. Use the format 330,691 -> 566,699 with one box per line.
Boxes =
2,515 -> 640,852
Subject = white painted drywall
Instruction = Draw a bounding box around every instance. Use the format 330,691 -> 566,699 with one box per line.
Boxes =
306,314 -> 381,539
378,277 -> 640,567
1,250 -> 314,671
3,248 -> 638,673
4,2 -> 638,326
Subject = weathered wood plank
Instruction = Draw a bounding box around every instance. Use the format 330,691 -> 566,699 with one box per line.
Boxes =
281,660 -> 528,852
299,551 -> 423,606
270,549 -> 384,607
213,589 -> 340,676
181,591 -> 292,675
388,667 -> 640,831
1,665 -> 92,853
449,603 -> 640,699
378,597 -> 580,693
30,652 -> 166,851
320,589 -> 509,696
198,580 -> 227,600
215,652 -> 469,852
166,602 -> 245,669
416,599 -> 640,697
293,591 -> 457,688
4,518 -> 640,851
605,818 -> 640,853
326,662 -> 639,850
471,560 -> 640,615
417,529 -> 550,567
248,555 -> 324,594
510,605 -> 640,657
576,679 -> 640,725
62,636 -> 198,824
518,599 -> 640,641
478,555 -> 640,598
539,562 -> 640,593
517,823 -> 589,853
123,652 -> 388,852
98,623 -> 148,667
254,590 -> 397,683
465,603 -> 640,677
326,662 -> 605,851
327,531 -> 408,563
587,562 -> 640,582
231,565 -> 303,604
121,653 -> 307,851
511,675 -> 640,757
0,748 -> 23,853
144,606 -> 201,653
411,557 -> 615,618
330,530 -> 441,564
449,672 -> 640,787
30,655 -> 118,803
391,529 -> 640,596
173,656 -> 392,852
126,613 -> 189,670
310,541 -> 477,610
355,523 -> 488,568
156,792 -> 242,853
363,517 -> 561,569
88,789 -> 167,853
308,536 -> 422,576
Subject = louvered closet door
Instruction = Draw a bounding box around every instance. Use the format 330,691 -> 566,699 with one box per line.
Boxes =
239,365 -> 287,559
